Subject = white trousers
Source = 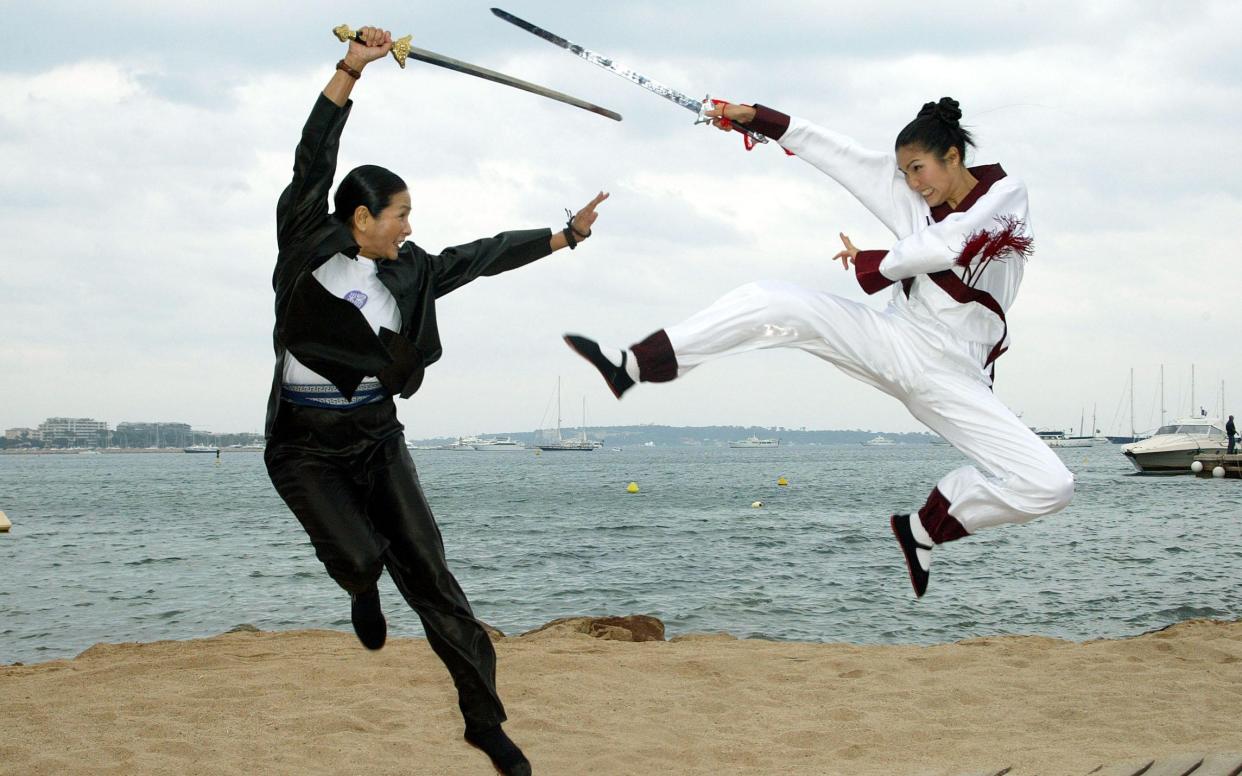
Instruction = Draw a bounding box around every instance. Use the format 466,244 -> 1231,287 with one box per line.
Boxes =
664,281 -> 1074,536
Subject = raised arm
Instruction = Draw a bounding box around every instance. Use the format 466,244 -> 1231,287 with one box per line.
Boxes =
275,27 -> 393,249
429,191 -> 610,297
708,103 -> 925,237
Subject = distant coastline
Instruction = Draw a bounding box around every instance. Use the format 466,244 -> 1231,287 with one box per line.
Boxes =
1,424 -> 940,454
1,447 -> 265,456
407,424 -> 940,448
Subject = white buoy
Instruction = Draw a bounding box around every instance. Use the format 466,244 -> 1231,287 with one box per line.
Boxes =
1191,460 -> 1204,473
751,500 -> 764,508
0,510 -> 10,533
1212,466 -> 1226,478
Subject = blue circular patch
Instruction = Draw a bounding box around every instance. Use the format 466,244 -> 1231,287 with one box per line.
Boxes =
344,290 -> 368,309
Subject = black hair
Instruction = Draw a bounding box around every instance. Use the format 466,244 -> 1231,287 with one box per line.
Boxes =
894,97 -> 974,164
333,164 -> 408,226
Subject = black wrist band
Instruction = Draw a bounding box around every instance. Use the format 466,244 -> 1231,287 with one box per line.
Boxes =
562,226 -> 577,250
564,207 -> 591,240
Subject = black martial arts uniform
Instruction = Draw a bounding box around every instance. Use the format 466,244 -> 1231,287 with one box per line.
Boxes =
264,92 -> 553,731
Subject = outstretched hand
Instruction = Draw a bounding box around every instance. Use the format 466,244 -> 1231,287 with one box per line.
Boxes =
833,233 -> 859,270
569,191 -> 610,239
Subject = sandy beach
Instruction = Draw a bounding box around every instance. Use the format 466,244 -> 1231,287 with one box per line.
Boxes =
1,618 -> 1240,775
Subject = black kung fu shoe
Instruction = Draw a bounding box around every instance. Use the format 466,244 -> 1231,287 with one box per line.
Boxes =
891,514 -> 932,599
350,586 -> 387,650
464,724 -> 532,776
563,334 -> 635,399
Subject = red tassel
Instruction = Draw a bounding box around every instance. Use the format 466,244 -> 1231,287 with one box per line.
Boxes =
955,215 -> 1033,268
956,230 -> 992,268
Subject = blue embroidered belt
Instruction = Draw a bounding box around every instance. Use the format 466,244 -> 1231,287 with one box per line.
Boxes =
280,380 -> 388,409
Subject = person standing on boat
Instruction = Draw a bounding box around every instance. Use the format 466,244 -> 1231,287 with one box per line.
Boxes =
264,27 -> 608,776
563,97 -> 1072,599
1227,415 -> 1237,455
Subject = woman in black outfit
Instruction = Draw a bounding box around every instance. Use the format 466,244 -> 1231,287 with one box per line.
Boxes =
264,27 -> 607,775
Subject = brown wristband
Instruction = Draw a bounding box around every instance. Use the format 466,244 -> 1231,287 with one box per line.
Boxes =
336,59 -> 361,80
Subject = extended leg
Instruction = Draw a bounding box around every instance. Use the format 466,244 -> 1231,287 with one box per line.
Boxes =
570,280 -> 920,397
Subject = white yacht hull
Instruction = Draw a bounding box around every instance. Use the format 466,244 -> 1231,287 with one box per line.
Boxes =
1044,437 -> 1094,448
1122,435 -> 1228,474
471,442 -> 526,451
1124,445 -> 1228,473
537,442 -> 599,451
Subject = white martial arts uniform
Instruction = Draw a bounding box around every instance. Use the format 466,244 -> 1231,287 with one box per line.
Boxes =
633,108 -> 1073,542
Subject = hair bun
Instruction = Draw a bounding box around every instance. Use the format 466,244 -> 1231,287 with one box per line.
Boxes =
933,97 -> 962,125
915,98 -> 962,125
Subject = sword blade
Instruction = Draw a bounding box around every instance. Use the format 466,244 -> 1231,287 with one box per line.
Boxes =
405,44 -> 622,122
491,7 -> 702,115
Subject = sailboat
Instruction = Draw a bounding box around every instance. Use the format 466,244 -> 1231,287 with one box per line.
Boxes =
537,378 -> 602,452
1039,408 -> 1098,447
1105,367 -> 1153,444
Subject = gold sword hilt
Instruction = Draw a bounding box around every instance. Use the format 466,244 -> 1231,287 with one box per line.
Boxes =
332,25 -> 413,69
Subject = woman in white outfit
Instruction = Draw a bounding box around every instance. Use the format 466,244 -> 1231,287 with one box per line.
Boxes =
564,97 -> 1073,598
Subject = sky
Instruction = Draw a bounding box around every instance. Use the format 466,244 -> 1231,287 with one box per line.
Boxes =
1,0 -> 1239,439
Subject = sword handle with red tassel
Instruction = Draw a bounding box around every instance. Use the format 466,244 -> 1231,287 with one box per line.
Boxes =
703,98 -> 796,156
706,98 -> 766,151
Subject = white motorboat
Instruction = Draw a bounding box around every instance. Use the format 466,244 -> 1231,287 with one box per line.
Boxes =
1035,430 -> 1094,448
729,436 -> 779,448
184,445 -> 220,454
864,435 -> 895,446
1122,417 -> 1229,473
471,437 -> 526,451
433,436 -> 480,451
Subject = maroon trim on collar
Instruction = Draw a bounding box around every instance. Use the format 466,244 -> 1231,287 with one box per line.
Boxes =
630,329 -> 678,383
929,164 -> 1007,223
918,487 -> 969,543
740,104 -> 791,141
853,250 -> 894,294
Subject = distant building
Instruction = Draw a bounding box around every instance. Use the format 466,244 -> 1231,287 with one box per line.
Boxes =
4,427 -> 38,448
38,417 -> 110,448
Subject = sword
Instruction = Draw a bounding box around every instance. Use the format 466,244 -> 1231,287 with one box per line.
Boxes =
331,24 -> 622,122
489,8 -> 768,150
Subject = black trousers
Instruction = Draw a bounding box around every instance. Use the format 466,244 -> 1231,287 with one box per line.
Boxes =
265,399 -> 505,730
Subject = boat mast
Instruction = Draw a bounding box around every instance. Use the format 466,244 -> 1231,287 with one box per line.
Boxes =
581,396 -> 587,442
556,377 -> 563,441
1191,363 -> 1196,416
1129,367 -> 1135,441
1160,363 -> 1165,427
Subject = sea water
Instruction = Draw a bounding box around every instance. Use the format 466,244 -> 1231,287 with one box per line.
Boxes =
1,445 -> 1239,664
